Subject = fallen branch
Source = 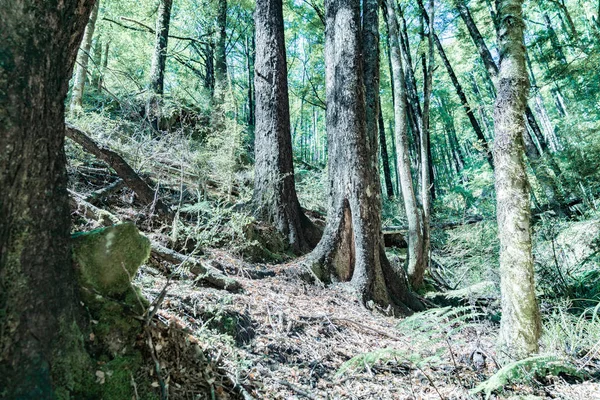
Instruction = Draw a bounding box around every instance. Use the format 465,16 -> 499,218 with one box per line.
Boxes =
69,190 -> 120,225
85,178 -> 126,204
65,124 -> 170,215
151,242 -> 242,292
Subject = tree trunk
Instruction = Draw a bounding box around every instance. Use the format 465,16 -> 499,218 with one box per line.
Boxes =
378,101 -> 395,198
70,0 -> 100,114
149,0 -> 172,95
493,0 -> 541,359
384,0 -> 425,290
214,0 -> 228,105
204,43 -> 215,95
309,0 -> 422,312
98,40 -> 110,91
419,0 -> 435,289
253,0 -> 319,253
0,0 -> 97,396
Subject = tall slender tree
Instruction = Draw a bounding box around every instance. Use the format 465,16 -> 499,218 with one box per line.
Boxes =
383,0 -> 425,289
494,0 -> 541,359
253,0 -> 319,252
309,0 -> 422,312
70,0 -> 100,114
1,0 -> 97,396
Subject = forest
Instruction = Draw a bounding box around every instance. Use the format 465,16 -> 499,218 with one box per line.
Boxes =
1,0 -> 600,398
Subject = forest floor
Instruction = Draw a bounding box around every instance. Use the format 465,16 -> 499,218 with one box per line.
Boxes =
135,248 -> 600,400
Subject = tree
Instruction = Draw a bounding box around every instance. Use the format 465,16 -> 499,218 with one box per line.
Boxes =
383,0 -> 425,289
0,0 -> 97,396
70,0 -> 100,114
146,0 -> 173,130
253,0 -> 318,252
309,0 -> 421,312
493,0 -> 541,359
214,0 -> 228,105
149,0 -> 173,96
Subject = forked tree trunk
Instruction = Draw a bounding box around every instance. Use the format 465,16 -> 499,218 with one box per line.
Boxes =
253,0 -> 319,253
309,0 -> 422,312
70,0 -> 100,114
494,0 -> 541,359
384,0 -> 425,290
0,0 -> 97,396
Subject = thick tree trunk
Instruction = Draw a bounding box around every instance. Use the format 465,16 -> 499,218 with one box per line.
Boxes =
253,0 -> 319,253
70,0 -> 100,114
378,101 -> 395,198
149,0 -> 172,95
494,0 -> 541,359
0,1 -> 97,397
309,0 -> 422,312
384,0 -> 425,290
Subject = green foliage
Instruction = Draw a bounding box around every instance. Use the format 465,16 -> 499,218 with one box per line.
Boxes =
471,355 -> 583,399
541,302 -> 600,359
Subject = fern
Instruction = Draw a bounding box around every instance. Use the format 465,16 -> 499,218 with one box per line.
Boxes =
471,355 -> 583,399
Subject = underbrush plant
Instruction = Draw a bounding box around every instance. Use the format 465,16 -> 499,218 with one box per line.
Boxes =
432,221 -> 500,292
337,307 -> 485,377
541,301 -> 600,360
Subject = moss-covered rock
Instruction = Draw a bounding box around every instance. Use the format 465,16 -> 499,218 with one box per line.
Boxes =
72,223 -> 150,297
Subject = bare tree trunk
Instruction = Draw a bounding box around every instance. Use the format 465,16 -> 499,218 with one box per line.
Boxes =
0,0 -> 97,396
204,43 -> 215,95
384,0 -> 425,290
253,0 -> 319,253
494,0 -> 541,359
309,0 -> 422,312
70,0 -> 100,114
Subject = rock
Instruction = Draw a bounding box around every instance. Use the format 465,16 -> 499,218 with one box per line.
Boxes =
72,222 -> 151,297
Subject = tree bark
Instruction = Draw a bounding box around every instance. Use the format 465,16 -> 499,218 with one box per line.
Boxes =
70,0 -> 100,114
493,0 -> 541,359
309,0 -> 422,312
253,0 -> 319,253
0,0 -> 97,396
384,0 -> 425,290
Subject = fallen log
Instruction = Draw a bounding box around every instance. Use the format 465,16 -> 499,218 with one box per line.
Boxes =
151,242 -> 242,292
65,124 -> 170,215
